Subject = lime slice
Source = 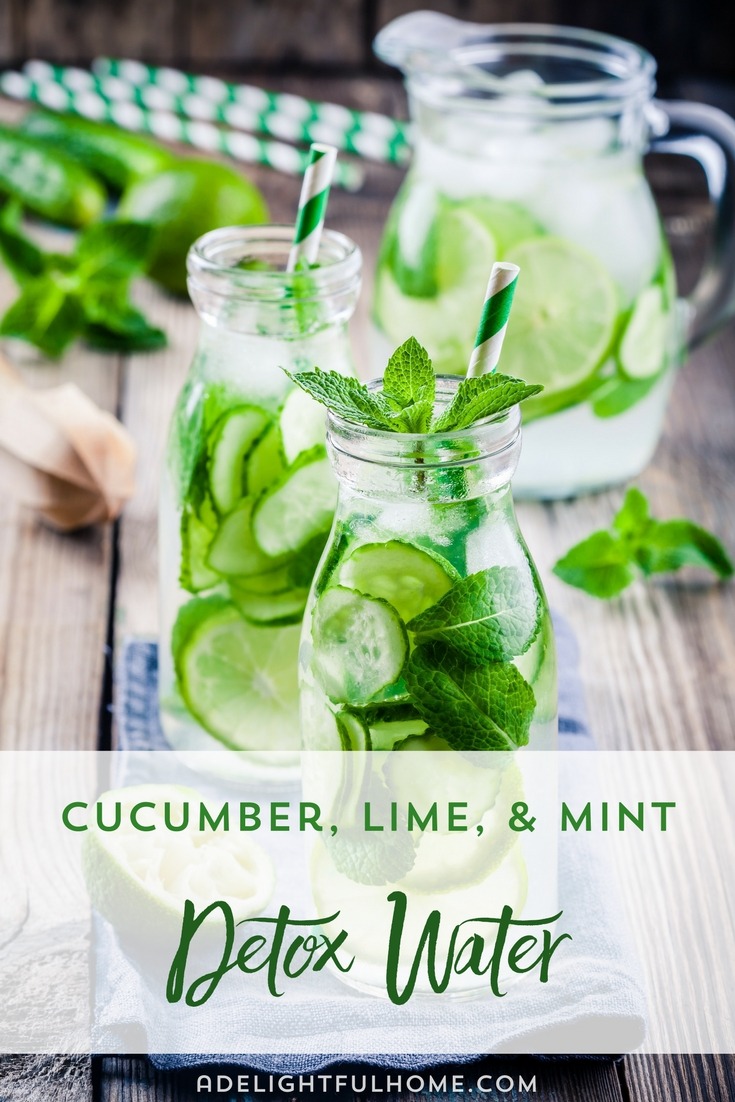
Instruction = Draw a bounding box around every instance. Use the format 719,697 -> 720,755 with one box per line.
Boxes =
462,197 -> 544,256
174,600 -> 301,750
393,761 -> 523,893
207,406 -> 270,515
118,159 -> 269,296
388,182 -> 443,298
503,236 -> 619,394
618,285 -> 668,380
312,586 -> 408,705
336,540 -> 459,623
310,831 -> 528,971
207,498 -> 287,578
435,204 -> 497,297
383,733 -> 506,832
252,446 -> 336,558
83,783 -> 275,945
374,204 -> 498,375
279,387 -> 327,466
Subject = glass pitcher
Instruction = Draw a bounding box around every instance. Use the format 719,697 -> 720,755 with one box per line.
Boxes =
158,225 -> 361,770
371,15 -> 735,498
299,378 -> 557,995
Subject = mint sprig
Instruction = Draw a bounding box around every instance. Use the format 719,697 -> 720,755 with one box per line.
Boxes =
553,487 -> 734,598
0,212 -> 165,358
286,337 -> 542,435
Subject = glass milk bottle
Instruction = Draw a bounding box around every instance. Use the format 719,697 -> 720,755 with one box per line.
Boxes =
159,225 -> 361,768
300,380 -> 557,994
371,16 -> 735,498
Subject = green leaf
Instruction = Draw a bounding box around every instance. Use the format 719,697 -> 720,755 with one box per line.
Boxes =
284,368 -> 397,431
431,373 -> 543,432
408,566 -> 539,663
636,519 -> 734,579
73,219 -> 157,282
553,530 -> 637,598
382,336 -> 435,410
0,276 -> 84,358
392,398 -> 434,433
405,643 -> 535,751
82,284 -> 166,351
613,487 -> 652,541
0,200 -> 46,284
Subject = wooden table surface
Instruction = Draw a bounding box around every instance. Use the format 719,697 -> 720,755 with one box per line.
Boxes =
0,76 -> 733,1102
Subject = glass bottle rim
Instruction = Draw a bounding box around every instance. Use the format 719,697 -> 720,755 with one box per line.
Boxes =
187,224 -> 362,305
327,376 -> 522,471
375,19 -> 657,117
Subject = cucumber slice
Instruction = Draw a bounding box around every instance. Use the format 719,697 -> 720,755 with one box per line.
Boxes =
252,446 -> 337,558
230,584 -> 308,626
180,507 -> 220,593
207,498 -> 286,578
279,387 -> 327,465
336,540 -> 459,622
247,424 -> 286,498
229,566 -> 292,595
207,406 -> 270,514
618,285 -> 668,380
336,710 -> 372,751
174,600 -> 301,751
350,702 -> 428,750
312,586 -> 408,705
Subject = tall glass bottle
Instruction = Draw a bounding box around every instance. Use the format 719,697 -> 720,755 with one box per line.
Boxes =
159,225 -> 361,770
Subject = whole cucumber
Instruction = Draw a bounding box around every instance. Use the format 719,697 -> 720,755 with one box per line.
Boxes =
0,126 -> 106,227
21,112 -> 177,191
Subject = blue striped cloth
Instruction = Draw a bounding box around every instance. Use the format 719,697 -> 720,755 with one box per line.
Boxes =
95,616 -> 643,1069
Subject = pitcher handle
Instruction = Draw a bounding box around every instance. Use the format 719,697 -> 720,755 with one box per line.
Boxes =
650,99 -> 735,348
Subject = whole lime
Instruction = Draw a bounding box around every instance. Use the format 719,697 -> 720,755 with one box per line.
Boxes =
119,159 -> 269,295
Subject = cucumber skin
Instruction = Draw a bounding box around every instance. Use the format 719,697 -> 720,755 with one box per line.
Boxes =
0,126 -> 106,227
21,112 -> 176,190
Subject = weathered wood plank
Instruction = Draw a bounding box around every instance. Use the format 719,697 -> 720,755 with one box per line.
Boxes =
187,0 -> 367,68
20,0 -> 178,65
624,1054 -> 735,1102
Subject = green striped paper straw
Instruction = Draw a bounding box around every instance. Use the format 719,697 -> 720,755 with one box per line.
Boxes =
0,71 -> 364,191
24,59 -> 408,167
93,57 -> 413,165
287,143 -> 337,272
467,262 -> 520,378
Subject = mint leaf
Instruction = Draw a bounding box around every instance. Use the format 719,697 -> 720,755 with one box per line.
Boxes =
73,220 -> 156,282
552,530 -> 636,598
431,373 -> 543,432
0,276 -> 83,358
613,486 -> 651,541
284,368 -> 396,431
636,520 -> 734,578
405,643 -> 535,751
408,567 -> 539,662
554,488 -> 733,599
0,200 -> 46,284
382,337 -> 435,410
83,284 -> 166,351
